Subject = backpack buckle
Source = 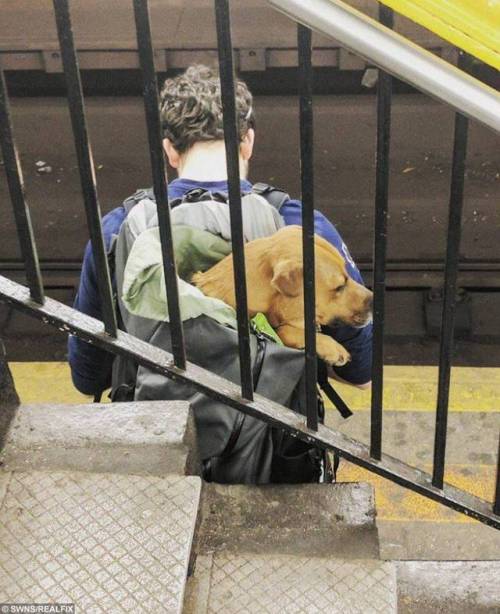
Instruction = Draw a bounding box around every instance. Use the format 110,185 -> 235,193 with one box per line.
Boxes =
182,188 -> 211,203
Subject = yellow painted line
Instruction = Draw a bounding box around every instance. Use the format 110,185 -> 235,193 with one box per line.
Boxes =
325,366 -> 500,412
9,362 -> 500,412
377,0 -> 500,69
9,362 -> 107,405
339,462 -> 495,523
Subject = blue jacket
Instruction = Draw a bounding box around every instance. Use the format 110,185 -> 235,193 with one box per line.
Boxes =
69,178 -> 372,394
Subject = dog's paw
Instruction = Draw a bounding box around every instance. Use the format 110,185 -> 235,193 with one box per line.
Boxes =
328,346 -> 351,367
317,336 -> 351,367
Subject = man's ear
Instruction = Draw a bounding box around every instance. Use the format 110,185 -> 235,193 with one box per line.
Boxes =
240,128 -> 255,161
271,259 -> 303,297
163,138 -> 181,169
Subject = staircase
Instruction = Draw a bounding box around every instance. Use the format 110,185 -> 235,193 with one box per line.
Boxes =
0,400 -> 498,612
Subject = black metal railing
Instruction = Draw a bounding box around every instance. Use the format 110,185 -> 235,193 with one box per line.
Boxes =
53,0 -> 118,337
0,0 -> 499,529
215,0 -> 254,400
297,23 -> 319,431
370,3 -> 393,461
132,0 -> 186,370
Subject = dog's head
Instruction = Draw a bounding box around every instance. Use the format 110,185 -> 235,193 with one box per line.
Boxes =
269,226 -> 373,329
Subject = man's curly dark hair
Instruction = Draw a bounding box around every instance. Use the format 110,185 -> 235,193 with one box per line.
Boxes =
159,64 -> 255,154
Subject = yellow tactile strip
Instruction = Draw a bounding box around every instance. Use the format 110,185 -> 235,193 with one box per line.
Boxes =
10,362 -> 105,405
9,362 -> 500,412
327,366 -> 500,412
339,463 -> 495,523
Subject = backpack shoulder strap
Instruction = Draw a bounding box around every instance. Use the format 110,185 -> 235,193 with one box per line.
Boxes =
252,182 -> 290,212
317,360 -> 353,419
122,187 -> 156,213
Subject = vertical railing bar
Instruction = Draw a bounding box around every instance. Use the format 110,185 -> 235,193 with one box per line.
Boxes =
370,4 -> 393,460
214,0 -> 253,400
432,51 -> 470,489
132,0 -> 186,370
297,25 -> 318,431
494,433 -> 500,516
0,69 -> 44,305
52,0 -> 117,337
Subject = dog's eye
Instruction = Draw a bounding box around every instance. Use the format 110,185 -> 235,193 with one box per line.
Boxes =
335,284 -> 346,293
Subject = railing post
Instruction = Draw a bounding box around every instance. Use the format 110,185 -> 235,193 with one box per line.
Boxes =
53,0 -> 117,337
370,4 -> 393,460
132,0 -> 186,370
432,52 -> 470,489
214,0 -> 254,400
297,24 -> 318,431
0,70 -> 44,305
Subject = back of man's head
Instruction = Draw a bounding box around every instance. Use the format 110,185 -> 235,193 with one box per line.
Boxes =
160,64 -> 255,154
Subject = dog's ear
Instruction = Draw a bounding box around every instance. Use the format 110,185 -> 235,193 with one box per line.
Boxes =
271,259 -> 303,297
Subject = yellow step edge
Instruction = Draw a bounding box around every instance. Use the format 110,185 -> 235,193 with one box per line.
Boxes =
8,362 -> 500,411
377,0 -> 500,69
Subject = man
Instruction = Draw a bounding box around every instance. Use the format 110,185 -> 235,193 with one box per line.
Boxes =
69,64 -> 371,398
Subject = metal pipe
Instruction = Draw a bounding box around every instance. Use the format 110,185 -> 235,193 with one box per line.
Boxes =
268,0 -> 500,133
297,25 -> 318,431
0,69 -> 44,305
432,52 -> 470,490
370,4 -> 393,460
215,0 -> 254,400
132,0 -> 186,370
53,0 -> 117,336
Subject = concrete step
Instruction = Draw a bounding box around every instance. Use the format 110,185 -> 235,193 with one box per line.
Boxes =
327,407 -> 500,560
397,561 -> 500,613
185,554 -> 397,613
196,482 -> 379,559
185,481 -> 385,612
0,470 -> 201,612
0,401 -> 197,476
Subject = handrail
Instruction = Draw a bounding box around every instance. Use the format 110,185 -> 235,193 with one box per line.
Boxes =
268,0 -> 500,133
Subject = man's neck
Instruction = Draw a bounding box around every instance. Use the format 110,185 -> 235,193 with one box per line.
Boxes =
177,141 -> 248,182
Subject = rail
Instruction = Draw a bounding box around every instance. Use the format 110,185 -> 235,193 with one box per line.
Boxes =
0,0 -> 499,528
269,0 -> 500,133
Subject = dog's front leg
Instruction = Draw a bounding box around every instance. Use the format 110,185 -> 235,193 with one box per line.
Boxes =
275,323 -> 306,351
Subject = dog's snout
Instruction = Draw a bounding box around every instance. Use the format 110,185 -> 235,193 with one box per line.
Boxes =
365,294 -> 373,311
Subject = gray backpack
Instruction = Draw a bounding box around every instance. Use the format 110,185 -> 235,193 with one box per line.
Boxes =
111,185 -> 341,484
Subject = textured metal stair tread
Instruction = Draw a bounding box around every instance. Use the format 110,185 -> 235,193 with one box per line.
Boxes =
187,553 -> 397,614
0,471 -> 201,613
